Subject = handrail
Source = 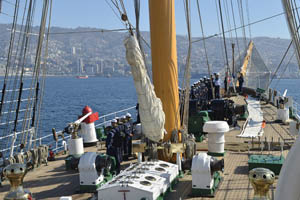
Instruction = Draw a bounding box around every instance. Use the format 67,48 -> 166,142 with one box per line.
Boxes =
0,105 -> 136,157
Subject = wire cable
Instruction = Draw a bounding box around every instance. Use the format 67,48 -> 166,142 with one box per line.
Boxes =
192,8 -> 300,44
196,0 -> 215,99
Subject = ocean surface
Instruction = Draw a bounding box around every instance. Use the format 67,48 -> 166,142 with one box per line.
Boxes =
6,76 -> 300,146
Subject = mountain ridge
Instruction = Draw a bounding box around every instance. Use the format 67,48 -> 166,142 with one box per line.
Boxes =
0,24 -> 298,78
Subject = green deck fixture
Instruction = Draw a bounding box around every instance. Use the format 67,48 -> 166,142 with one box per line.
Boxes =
96,126 -> 107,141
239,104 -> 249,120
248,154 -> 285,175
208,151 -> 226,157
188,111 -> 210,142
65,155 -> 78,171
79,154 -> 116,192
191,171 -> 222,197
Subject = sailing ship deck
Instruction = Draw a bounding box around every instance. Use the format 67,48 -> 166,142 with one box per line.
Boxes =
0,96 -> 295,200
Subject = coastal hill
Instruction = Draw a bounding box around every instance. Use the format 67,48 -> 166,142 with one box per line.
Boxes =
0,24 -> 298,78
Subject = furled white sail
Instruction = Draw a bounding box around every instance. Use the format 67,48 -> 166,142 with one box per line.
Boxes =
275,135 -> 300,200
124,34 -> 165,142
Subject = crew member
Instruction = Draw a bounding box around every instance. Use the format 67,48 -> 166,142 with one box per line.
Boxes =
224,76 -> 228,94
124,113 -> 133,160
238,73 -> 244,94
106,119 -> 124,174
214,73 -> 221,99
206,78 -> 212,100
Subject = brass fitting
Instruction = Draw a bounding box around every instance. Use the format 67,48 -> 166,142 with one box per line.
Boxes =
249,168 -> 275,200
3,163 -> 31,200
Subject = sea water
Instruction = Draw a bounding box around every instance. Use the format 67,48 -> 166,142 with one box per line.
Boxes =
0,76 -> 298,148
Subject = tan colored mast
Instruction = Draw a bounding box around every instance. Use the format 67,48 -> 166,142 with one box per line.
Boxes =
149,0 -> 181,143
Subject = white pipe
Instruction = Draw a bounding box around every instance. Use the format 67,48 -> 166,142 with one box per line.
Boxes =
275,136 -> 300,200
138,152 -> 142,163
176,152 -> 182,171
283,89 -> 288,97
75,112 -> 92,124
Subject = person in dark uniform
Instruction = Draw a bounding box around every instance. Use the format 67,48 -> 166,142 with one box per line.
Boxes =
123,113 -> 133,160
106,119 -> 124,174
224,76 -> 228,94
206,78 -> 212,100
238,73 -> 244,94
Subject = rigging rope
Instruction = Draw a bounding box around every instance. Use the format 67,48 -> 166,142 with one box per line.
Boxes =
134,0 -> 151,79
293,0 -> 300,24
268,39 -> 294,88
245,0 -> 252,40
1,0 -> 21,148
224,0 -> 233,44
50,28 -> 131,35
22,0 -> 49,149
273,51 -> 295,90
196,0 -> 215,99
33,0 -> 52,148
218,0 -> 236,94
191,7 -> 300,44
230,0 -> 242,68
215,0 -> 226,66
237,0 -> 247,48
180,0 -> 192,131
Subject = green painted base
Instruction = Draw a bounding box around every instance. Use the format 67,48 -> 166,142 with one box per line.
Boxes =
156,176 -> 180,200
239,111 -> 249,120
65,155 -> 78,171
191,171 -> 222,197
195,134 -> 204,142
178,171 -> 184,178
80,173 -> 114,192
248,154 -> 284,175
80,182 -> 102,193
208,151 -> 225,157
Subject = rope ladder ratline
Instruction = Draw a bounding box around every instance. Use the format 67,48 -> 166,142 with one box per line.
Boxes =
9,0 -> 37,151
22,0 -> 50,150
0,0 -> 20,129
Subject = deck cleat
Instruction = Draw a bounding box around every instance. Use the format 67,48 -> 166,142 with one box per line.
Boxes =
3,163 -> 32,200
249,168 -> 275,200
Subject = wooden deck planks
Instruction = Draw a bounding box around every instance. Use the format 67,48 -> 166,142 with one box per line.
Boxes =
0,96 -> 296,200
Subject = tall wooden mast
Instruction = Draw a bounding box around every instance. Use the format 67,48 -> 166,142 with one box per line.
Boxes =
149,0 -> 181,142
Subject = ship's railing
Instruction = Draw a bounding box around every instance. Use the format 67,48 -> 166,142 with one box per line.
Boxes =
40,106 -> 136,153
268,88 -> 300,121
0,105 -> 136,157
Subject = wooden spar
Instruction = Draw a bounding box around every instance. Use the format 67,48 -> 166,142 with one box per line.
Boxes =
149,0 -> 181,143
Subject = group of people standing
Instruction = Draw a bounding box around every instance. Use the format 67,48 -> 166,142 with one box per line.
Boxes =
190,72 -> 244,101
190,73 -> 222,101
105,113 -> 133,173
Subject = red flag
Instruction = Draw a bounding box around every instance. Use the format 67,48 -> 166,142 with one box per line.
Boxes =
83,112 -> 99,123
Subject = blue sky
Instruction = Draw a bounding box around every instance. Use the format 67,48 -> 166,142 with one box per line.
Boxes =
0,0 -> 291,39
